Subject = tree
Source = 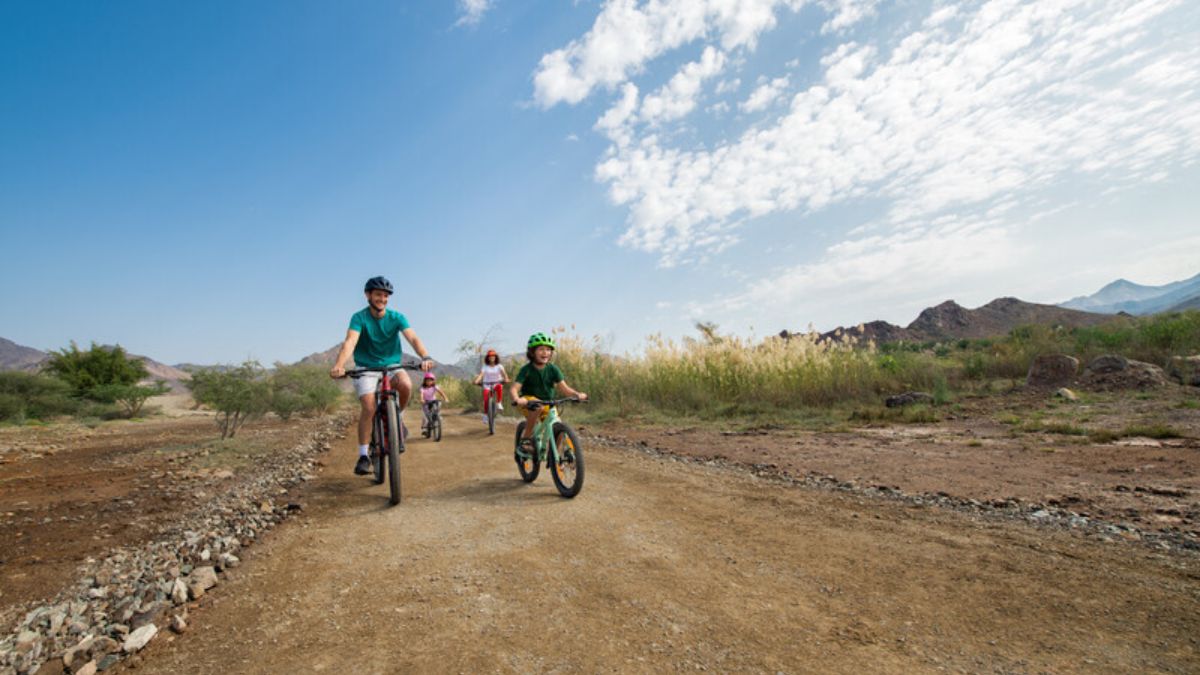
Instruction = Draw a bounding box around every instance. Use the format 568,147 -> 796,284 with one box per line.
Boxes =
44,342 -> 148,395
268,363 -> 342,420
91,382 -> 171,418
42,342 -> 167,417
187,361 -> 270,439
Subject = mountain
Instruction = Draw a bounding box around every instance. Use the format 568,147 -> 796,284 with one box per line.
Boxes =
814,297 -> 1115,344
0,338 -> 190,391
0,337 -> 47,371
1166,294 -> 1200,312
1059,272 -> 1200,315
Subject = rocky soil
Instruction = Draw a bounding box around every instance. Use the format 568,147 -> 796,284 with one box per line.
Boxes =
0,413 -> 349,674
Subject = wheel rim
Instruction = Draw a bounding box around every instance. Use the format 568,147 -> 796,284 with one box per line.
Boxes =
557,437 -> 576,484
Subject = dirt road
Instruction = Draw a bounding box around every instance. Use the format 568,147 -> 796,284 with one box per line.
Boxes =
133,412 -> 1200,673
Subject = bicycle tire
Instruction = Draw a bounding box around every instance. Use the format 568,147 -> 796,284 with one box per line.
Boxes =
514,421 -> 539,483
385,397 -> 402,505
371,417 -> 385,484
550,422 -> 584,498
433,414 -> 442,442
487,394 -> 496,435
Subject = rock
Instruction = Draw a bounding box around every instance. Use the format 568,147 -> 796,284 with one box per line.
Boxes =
90,636 -> 120,657
122,624 -> 157,653
1087,354 -> 1128,374
1167,355 -> 1200,386
1027,354 -> 1079,387
97,653 -> 120,671
169,614 -> 188,634
62,636 -> 95,671
35,658 -> 65,674
219,553 -> 240,569
171,578 -> 188,605
885,391 -> 934,408
187,566 -> 218,599
131,601 -> 168,630
1054,387 -> 1078,402
1082,355 -> 1168,390
75,661 -> 98,675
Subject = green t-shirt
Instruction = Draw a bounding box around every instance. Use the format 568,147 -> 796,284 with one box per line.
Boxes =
349,308 -> 410,368
515,362 -> 564,401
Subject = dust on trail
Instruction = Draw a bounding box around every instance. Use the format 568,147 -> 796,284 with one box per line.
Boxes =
133,412 -> 1199,673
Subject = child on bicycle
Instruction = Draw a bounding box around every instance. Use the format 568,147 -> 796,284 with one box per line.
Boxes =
510,333 -> 587,443
472,349 -> 509,423
419,373 -> 448,434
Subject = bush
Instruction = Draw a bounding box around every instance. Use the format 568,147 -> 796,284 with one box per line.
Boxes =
43,342 -> 147,395
268,364 -> 342,420
187,361 -> 271,438
0,372 -> 79,422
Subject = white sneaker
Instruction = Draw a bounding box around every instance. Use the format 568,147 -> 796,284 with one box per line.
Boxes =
497,402 -> 504,411
482,414 -> 488,423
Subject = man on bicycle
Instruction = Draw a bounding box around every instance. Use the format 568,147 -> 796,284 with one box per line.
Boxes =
329,276 -> 434,475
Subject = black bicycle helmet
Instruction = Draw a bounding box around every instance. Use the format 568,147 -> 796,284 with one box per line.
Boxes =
364,276 -> 394,295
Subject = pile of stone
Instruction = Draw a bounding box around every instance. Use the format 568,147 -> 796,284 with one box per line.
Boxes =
1080,354 -> 1168,390
0,415 -> 349,675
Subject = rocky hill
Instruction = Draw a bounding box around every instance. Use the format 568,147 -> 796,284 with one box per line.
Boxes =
813,297 -> 1116,345
0,337 -> 190,391
1060,272 -> 1200,315
0,337 -> 47,371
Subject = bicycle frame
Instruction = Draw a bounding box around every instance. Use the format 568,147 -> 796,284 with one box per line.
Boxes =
525,404 -> 563,464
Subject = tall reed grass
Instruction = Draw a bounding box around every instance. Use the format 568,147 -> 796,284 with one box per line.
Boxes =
545,328 -> 939,418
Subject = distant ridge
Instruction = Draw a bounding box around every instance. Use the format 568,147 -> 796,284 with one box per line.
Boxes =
0,337 -> 47,371
809,297 -> 1115,345
0,338 -> 191,391
1059,272 -> 1200,315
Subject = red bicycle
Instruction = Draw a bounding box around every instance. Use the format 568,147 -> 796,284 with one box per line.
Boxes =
481,382 -> 504,435
345,365 -> 419,505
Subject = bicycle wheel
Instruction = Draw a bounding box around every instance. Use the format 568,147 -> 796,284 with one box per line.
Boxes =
371,417 -> 385,484
514,421 -> 539,483
385,398 -> 402,505
550,422 -> 584,498
433,413 -> 442,442
487,395 -> 496,435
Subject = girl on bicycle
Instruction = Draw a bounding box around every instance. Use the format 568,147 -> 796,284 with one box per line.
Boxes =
419,373 -> 448,434
510,333 -> 587,443
472,349 -> 509,423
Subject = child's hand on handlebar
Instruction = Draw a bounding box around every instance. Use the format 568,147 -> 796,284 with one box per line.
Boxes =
330,366 -> 345,379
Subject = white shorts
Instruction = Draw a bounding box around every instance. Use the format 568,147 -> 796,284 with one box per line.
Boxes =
353,370 -> 404,398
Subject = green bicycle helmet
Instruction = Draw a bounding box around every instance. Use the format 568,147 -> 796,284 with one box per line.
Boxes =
527,332 -> 556,350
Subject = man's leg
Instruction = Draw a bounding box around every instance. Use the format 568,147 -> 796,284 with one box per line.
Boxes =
354,393 -> 376,475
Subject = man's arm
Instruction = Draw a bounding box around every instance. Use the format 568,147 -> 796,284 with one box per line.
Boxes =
401,328 -> 434,371
329,329 -> 360,378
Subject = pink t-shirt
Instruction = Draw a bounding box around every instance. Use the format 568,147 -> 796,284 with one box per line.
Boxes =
421,385 -> 439,403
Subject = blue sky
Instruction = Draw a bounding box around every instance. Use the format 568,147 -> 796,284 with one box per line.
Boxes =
1,0 -> 1198,365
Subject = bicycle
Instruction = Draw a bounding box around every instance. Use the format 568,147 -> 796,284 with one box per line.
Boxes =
480,382 -> 504,435
422,399 -> 443,442
344,364 -> 421,505
514,397 -> 586,498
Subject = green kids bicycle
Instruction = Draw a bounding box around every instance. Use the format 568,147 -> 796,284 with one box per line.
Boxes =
514,397 -> 585,498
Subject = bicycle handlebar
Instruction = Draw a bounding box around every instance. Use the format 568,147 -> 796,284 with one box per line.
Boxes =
523,397 -> 586,410
342,364 -> 424,378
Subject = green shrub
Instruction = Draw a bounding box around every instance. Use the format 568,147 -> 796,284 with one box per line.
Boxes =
0,372 -> 79,422
268,364 -> 342,420
188,361 -> 271,438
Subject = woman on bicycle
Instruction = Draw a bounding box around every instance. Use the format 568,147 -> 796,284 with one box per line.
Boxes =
472,349 -> 509,423
510,333 -> 587,443
419,372 -> 448,434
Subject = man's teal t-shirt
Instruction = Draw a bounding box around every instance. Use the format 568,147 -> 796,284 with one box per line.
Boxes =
349,308 -> 410,368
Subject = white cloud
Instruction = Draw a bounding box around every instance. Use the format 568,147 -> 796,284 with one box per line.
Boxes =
740,75 -> 790,112
820,0 -> 881,34
592,0 -> 1200,265
641,47 -> 727,124
455,0 -> 492,27
533,0 -> 808,107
